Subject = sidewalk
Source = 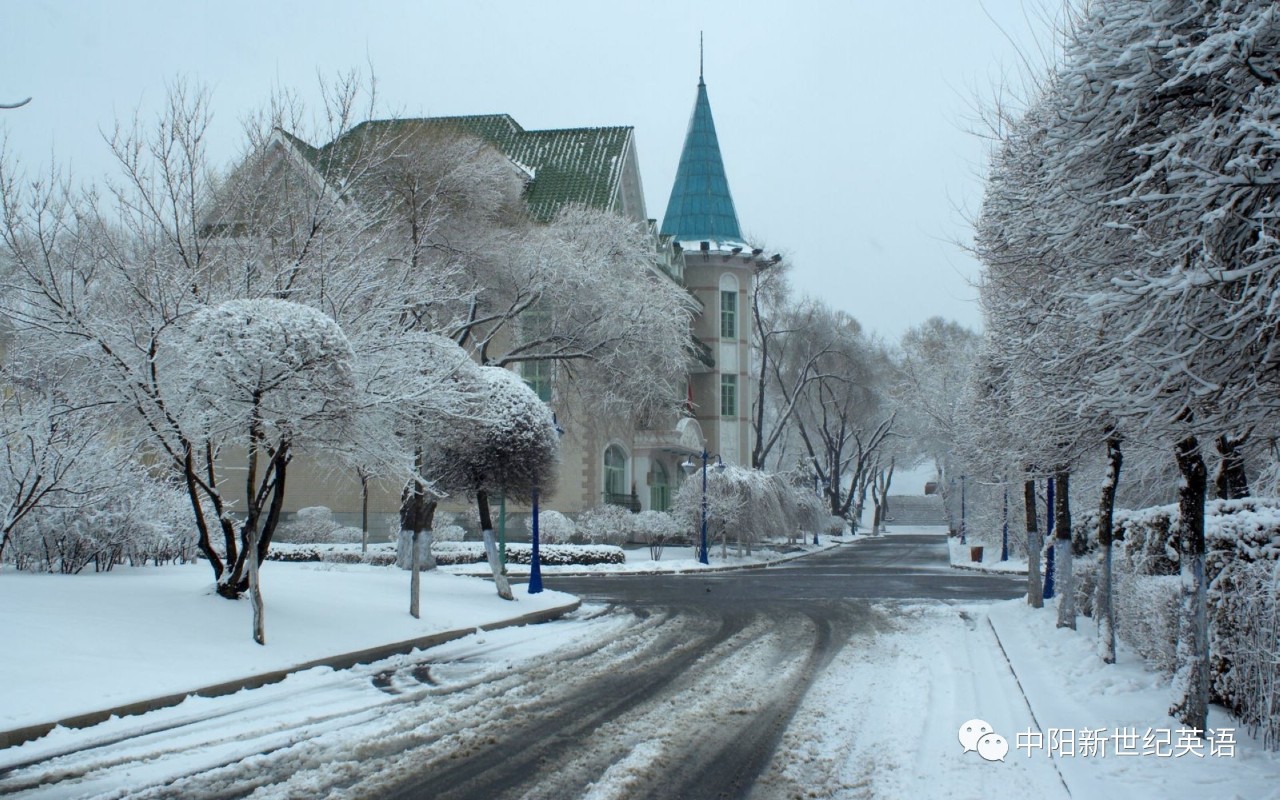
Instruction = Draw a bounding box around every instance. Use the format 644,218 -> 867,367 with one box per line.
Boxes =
985,597 -> 1279,797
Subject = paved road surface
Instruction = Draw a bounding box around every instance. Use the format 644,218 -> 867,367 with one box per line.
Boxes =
382,533 -> 1024,799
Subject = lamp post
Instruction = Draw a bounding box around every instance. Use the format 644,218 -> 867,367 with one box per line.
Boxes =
681,449 -> 723,565
528,413 -> 564,595
960,474 -> 968,545
529,487 -> 543,594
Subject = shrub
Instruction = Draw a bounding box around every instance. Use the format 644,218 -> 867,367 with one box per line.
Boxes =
577,505 -> 633,545
8,478 -> 197,573
526,509 -> 575,544
633,510 -> 682,559
433,524 -> 467,543
824,515 -> 847,536
278,507 -> 352,544
1092,497 -> 1280,750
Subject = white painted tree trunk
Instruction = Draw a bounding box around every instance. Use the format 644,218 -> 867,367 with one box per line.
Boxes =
410,530 -> 421,619
482,529 -> 513,601
396,529 -> 435,571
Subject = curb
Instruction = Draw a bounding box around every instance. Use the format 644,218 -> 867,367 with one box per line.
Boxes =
0,598 -> 580,751
951,562 -> 1029,575
986,612 -> 1073,797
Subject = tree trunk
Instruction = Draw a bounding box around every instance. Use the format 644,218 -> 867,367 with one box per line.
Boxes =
1097,434 -> 1123,664
1054,470 -> 1075,629
1213,434 -> 1250,500
245,522 -> 265,645
1170,435 -> 1209,732
478,490 -> 514,601
410,529 -> 421,619
1025,477 -> 1043,608
397,447 -> 438,571
361,471 -> 369,555
879,460 -> 895,532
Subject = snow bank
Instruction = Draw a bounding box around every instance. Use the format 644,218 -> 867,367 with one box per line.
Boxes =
0,562 -> 574,731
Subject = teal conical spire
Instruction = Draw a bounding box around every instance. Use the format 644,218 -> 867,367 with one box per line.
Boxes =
660,73 -> 743,244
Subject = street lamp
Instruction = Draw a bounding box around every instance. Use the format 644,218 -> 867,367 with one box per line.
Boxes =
528,413 -> 565,595
529,487 -> 543,594
960,474 -> 968,545
681,449 -> 724,565
812,475 -> 827,546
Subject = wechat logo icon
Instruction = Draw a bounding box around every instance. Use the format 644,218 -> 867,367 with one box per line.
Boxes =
959,719 -> 1009,762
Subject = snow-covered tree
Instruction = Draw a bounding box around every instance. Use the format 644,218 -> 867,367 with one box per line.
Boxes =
894,316 -> 980,527
783,307 -> 896,526
0,383 -> 120,567
427,366 -> 560,600
161,298 -> 356,642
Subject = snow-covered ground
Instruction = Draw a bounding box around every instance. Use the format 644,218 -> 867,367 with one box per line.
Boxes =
948,533 -> 1029,573
3,530 -> 1276,799
0,562 -> 575,733
755,572 -> 1279,797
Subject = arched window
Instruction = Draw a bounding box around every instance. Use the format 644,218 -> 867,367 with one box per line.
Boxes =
650,461 -> 670,512
603,444 -> 628,501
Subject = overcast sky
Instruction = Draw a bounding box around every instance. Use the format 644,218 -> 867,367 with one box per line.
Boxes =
3,0 -> 1056,342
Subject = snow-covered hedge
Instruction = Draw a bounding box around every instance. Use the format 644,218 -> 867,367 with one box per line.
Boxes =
266,541 -> 624,567
432,542 -> 625,566
1073,499 -> 1280,747
268,543 -> 397,566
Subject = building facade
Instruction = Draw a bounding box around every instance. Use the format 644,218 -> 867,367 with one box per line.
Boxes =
255,71 -> 770,531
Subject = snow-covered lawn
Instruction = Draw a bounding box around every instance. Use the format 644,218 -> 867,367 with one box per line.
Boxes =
761,598 -> 1279,799
0,562 -> 575,733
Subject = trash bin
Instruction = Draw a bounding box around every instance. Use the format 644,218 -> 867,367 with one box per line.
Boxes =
970,546 -> 984,563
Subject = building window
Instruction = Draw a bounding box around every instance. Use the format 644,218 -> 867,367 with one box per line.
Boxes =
720,374 -> 737,418
720,290 -> 737,339
650,461 -> 670,512
604,444 -> 627,499
521,360 -> 552,402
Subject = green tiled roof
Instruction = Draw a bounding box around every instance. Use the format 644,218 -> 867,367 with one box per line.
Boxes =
304,115 -> 633,223
660,79 -> 743,244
